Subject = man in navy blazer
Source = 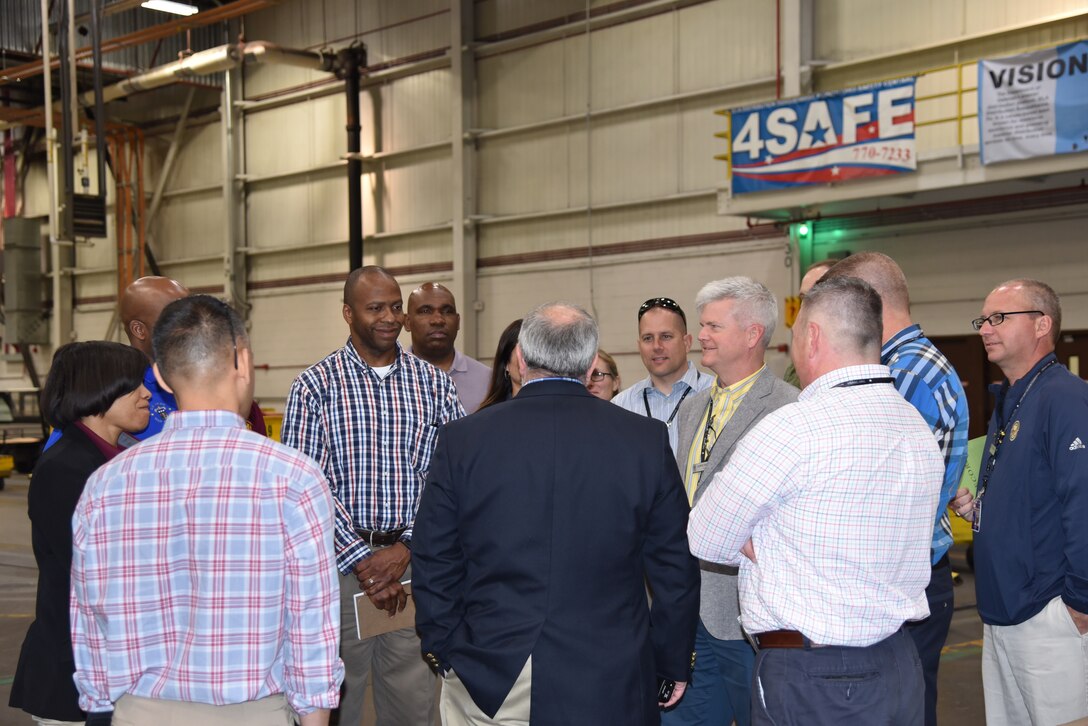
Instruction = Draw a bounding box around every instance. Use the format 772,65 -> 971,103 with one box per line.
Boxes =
413,301 -> 700,726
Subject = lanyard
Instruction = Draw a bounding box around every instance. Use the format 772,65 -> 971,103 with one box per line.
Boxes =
643,377 -> 696,427
976,359 -> 1056,504
833,377 -> 895,388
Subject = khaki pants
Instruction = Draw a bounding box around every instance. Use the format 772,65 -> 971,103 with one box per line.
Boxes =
337,571 -> 435,726
113,694 -> 293,726
440,656 -> 531,726
982,595 -> 1088,726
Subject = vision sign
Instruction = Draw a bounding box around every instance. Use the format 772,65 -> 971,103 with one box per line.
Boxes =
728,79 -> 917,196
979,41 -> 1088,164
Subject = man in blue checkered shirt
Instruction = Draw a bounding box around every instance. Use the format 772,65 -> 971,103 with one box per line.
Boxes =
823,253 -> 968,726
283,266 -> 464,726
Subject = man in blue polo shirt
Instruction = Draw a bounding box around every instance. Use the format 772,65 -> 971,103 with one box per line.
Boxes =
952,278 -> 1088,726
823,253 -> 968,726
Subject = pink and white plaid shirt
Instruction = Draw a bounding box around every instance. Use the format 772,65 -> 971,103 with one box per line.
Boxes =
688,364 -> 943,647
71,410 -> 344,715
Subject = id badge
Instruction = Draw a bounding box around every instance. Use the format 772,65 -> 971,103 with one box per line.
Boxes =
971,498 -> 983,533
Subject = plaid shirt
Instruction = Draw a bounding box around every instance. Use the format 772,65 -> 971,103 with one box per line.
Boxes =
688,365 -> 943,646
70,410 -> 343,715
882,325 -> 969,563
282,340 -> 464,574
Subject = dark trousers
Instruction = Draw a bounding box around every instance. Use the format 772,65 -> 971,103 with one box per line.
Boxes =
751,628 -> 923,726
906,555 -> 955,726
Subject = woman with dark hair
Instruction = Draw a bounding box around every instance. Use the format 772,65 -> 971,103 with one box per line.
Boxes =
477,318 -> 523,412
9,341 -> 150,725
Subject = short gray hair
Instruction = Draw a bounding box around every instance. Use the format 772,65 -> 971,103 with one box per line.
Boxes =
996,278 -> 1061,345
800,276 -> 883,357
694,276 -> 777,348
519,302 -> 599,381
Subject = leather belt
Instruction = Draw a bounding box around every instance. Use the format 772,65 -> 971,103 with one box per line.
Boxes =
355,527 -> 406,547
754,630 -> 824,649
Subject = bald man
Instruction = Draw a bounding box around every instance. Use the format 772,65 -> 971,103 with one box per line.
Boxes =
782,259 -> 837,389
120,276 -> 190,359
405,283 -> 490,413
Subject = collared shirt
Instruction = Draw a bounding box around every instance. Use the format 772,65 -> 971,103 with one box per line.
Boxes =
682,365 -> 764,503
282,341 -> 464,574
688,364 -> 942,647
613,362 -> 711,452
974,353 -> 1088,626
882,325 -> 969,564
70,410 -> 343,715
408,346 -> 492,414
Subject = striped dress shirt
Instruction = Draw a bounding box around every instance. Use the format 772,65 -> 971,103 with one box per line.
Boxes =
70,410 -> 343,715
881,325 -> 969,563
282,341 -> 464,574
688,364 -> 943,647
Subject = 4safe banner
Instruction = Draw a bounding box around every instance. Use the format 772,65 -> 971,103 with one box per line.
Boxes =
729,78 -> 917,196
979,41 -> 1088,165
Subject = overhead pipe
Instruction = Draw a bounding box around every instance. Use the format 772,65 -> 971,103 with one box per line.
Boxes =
76,41 -> 336,107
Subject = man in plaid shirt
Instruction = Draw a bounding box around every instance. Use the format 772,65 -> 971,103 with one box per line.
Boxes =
283,266 -> 464,726
823,252 -> 969,726
71,295 -> 343,725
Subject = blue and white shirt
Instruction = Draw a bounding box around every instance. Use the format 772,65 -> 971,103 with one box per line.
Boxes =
612,362 -> 711,453
282,341 -> 464,574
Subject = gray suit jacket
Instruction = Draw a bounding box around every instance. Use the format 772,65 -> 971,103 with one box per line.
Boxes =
675,366 -> 799,640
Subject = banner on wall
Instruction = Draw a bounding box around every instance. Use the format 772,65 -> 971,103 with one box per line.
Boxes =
978,41 -> 1088,165
728,78 -> 917,196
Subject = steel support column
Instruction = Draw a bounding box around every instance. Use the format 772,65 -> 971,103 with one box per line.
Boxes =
450,0 -> 479,355
221,64 -> 247,313
780,0 -> 813,98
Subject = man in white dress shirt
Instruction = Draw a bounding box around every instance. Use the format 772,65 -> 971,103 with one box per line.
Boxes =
688,275 -> 943,725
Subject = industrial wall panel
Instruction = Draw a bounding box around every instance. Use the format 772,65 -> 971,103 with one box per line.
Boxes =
588,112 -> 680,205
475,0 -> 586,39
366,231 -> 452,271
72,310 -> 114,343
249,244 -> 346,284
247,184 -> 314,249
155,194 -> 224,259
477,42 -> 569,128
588,12 -> 676,110
165,123 -> 221,191
677,0 -> 776,90
381,155 -> 452,231
245,102 -> 320,177
155,259 -> 225,292
476,196 -> 739,259
478,130 -> 574,215
384,70 -> 453,151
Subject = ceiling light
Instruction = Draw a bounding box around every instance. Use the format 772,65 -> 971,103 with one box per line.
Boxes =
141,0 -> 199,15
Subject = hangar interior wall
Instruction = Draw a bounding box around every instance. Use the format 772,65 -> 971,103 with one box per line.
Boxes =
30,0 -> 1088,408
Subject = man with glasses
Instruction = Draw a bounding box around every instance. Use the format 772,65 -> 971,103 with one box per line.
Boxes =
667,277 -> 797,726
951,279 -> 1088,726
821,252 -> 968,726
612,297 -> 712,452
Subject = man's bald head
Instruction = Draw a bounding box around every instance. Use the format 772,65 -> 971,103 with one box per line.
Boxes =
120,276 -> 190,358
820,252 -> 910,314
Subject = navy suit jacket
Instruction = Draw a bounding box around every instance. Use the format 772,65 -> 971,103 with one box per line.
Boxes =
413,379 -> 700,725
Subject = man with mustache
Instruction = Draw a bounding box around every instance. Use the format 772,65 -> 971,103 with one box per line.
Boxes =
283,266 -> 464,726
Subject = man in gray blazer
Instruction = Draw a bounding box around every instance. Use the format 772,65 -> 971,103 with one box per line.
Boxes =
666,277 -> 798,726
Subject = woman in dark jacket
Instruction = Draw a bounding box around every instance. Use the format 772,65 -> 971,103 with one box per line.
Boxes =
9,341 -> 150,724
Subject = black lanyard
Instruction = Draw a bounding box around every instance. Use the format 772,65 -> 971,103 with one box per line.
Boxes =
833,377 -> 895,388
643,378 -> 695,428
976,359 -> 1056,503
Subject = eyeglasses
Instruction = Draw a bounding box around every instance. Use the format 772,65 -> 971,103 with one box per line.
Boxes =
638,297 -> 686,324
971,310 -> 1043,331
589,370 -> 615,382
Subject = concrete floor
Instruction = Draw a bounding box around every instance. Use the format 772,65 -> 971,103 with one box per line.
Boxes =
0,473 -> 986,725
